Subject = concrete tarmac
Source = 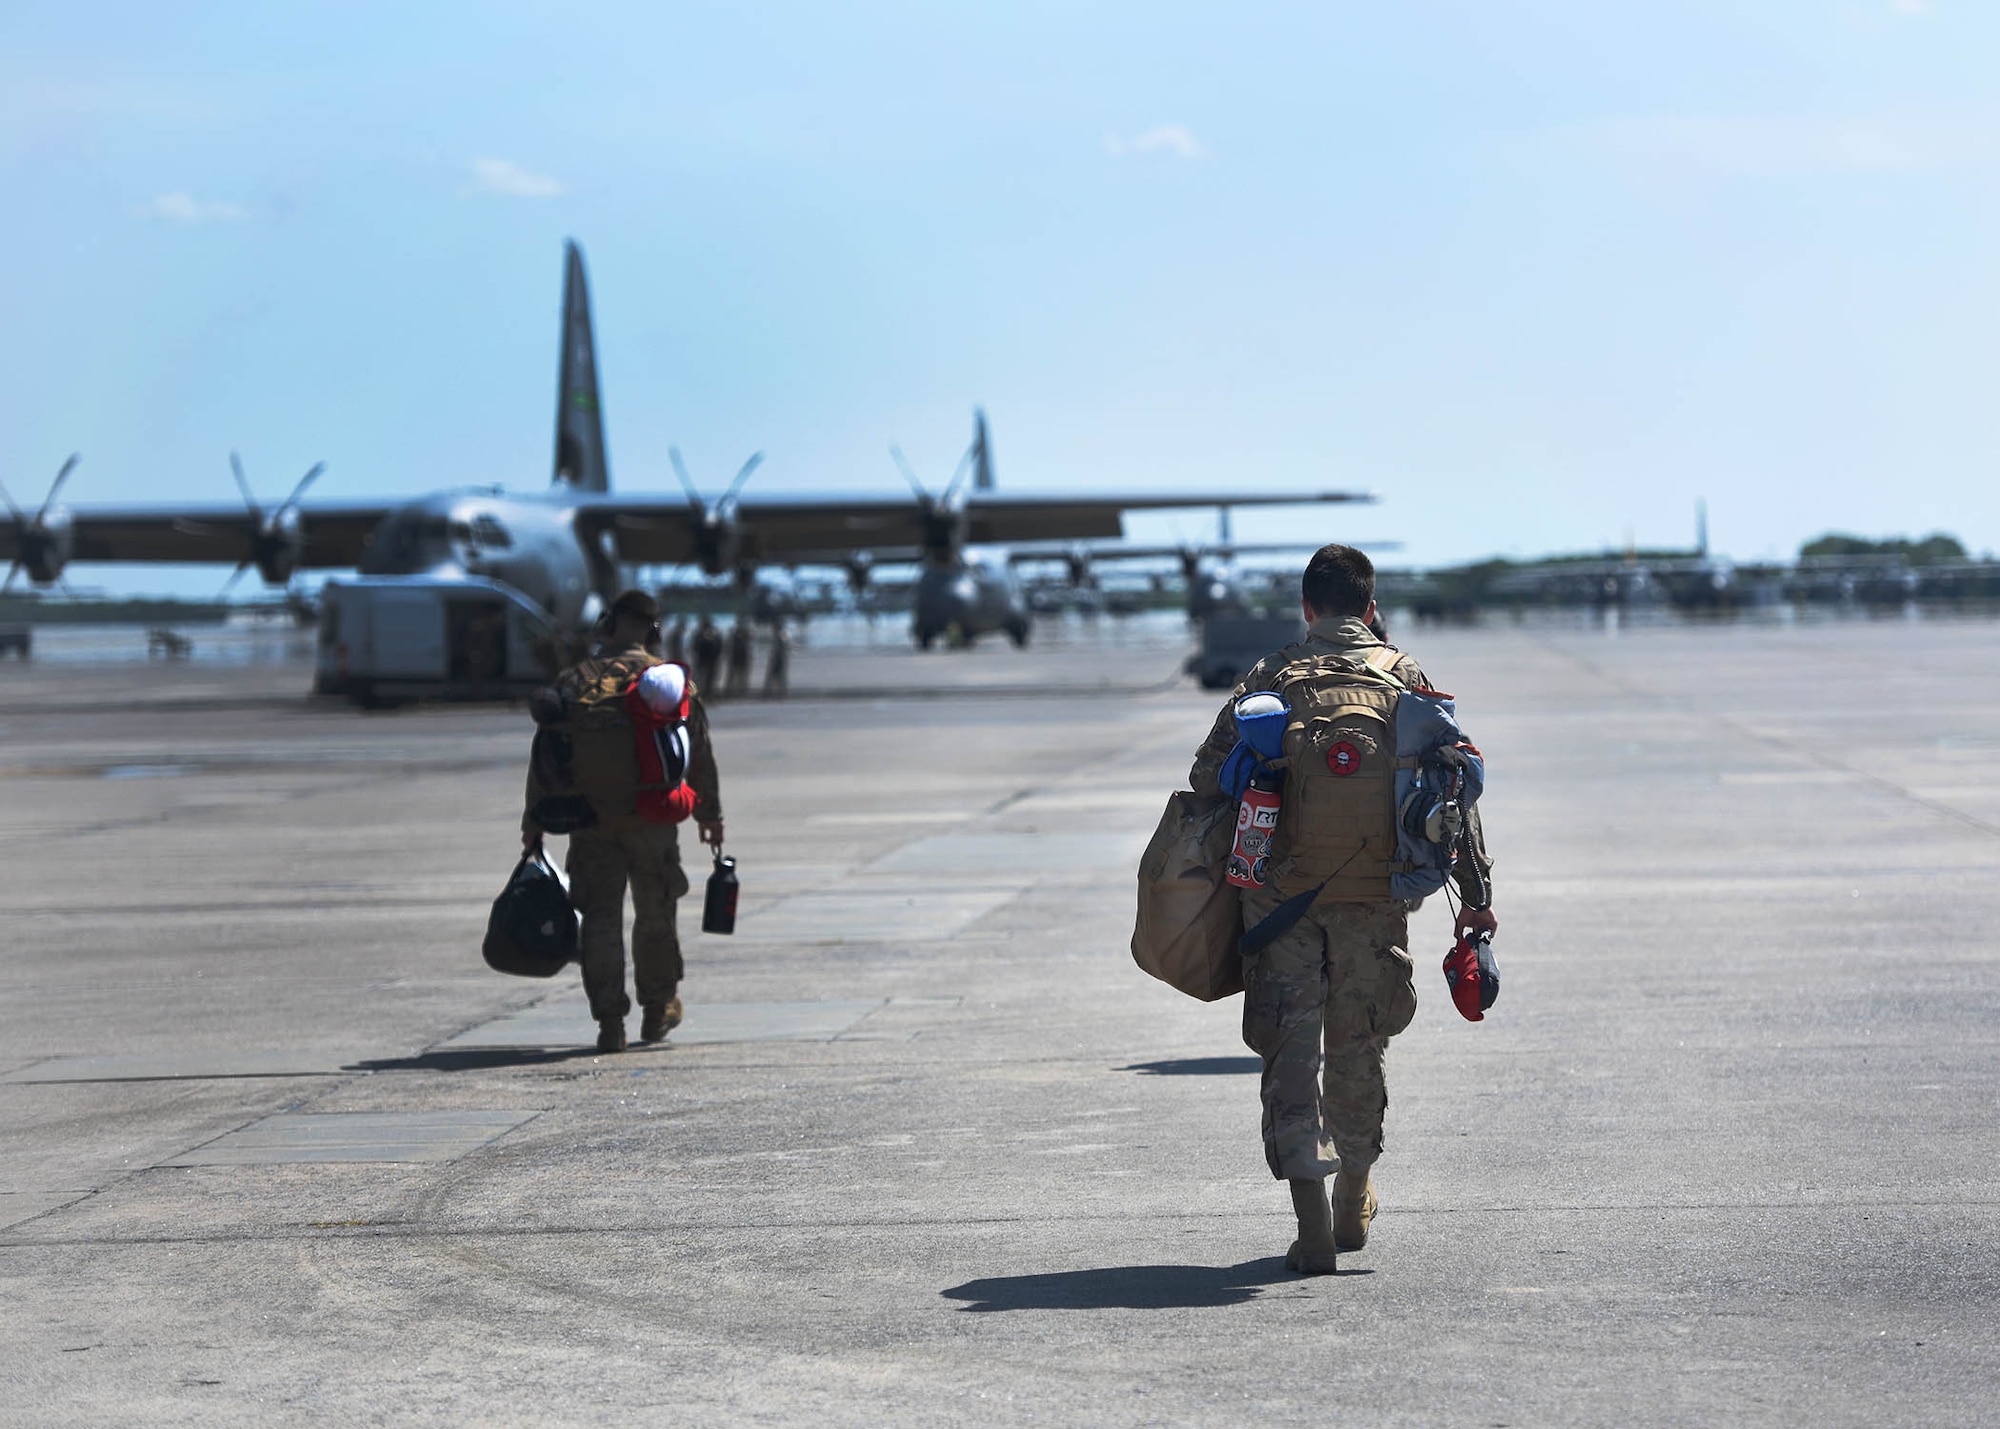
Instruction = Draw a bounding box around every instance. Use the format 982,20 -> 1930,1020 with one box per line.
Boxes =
1,617 -> 1996,1426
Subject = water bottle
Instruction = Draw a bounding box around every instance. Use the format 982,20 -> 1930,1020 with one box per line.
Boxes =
702,852 -> 739,935
1225,772 -> 1282,889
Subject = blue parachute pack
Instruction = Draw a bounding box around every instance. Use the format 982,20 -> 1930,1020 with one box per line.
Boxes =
1387,686 -> 1484,900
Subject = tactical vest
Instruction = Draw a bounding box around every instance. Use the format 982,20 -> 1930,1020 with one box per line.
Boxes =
1265,646 -> 1412,903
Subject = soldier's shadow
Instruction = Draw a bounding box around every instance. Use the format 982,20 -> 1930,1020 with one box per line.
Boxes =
345,1047 -> 601,1073
942,1257 -> 1367,1311
1119,1056 -> 1261,1076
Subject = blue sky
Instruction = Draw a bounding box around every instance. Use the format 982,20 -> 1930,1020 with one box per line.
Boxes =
4,0 -> 1996,595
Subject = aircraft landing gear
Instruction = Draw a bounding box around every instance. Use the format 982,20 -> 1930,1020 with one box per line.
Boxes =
1006,619 -> 1030,649
916,628 -> 937,650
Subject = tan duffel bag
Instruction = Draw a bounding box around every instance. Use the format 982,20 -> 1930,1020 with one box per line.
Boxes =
1131,790 -> 1244,1001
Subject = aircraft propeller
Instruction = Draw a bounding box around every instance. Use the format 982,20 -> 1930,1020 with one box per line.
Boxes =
216,452 -> 325,597
889,410 -> 989,563
1,454 -> 81,593
668,447 -> 764,577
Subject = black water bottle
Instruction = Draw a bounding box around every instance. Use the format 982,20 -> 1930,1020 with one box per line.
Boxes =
702,852 -> 739,935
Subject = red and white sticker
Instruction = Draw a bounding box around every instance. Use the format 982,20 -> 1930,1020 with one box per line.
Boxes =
1327,741 -> 1362,776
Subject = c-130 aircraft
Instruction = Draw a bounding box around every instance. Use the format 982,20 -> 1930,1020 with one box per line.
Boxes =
2,240 -> 1374,701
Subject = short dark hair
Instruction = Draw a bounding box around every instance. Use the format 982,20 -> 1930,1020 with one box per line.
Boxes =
608,589 -> 661,628
1301,544 -> 1375,617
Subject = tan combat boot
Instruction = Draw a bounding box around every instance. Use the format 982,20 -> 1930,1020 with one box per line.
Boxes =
1285,1179 -> 1339,1276
640,996 -> 683,1042
1333,1167 -> 1377,1251
596,1017 -> 627,1053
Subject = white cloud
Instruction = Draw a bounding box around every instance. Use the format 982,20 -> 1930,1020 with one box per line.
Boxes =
135,191 -> 248,223
1105,124 -> 1206,160
470,157 -> 566,198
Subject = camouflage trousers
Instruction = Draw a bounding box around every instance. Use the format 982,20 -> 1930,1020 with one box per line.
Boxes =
1240,894 -> 1417,1181
566,824 -> 690,1021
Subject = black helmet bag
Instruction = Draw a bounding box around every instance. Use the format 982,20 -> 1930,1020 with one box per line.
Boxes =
482,849 -> 578,978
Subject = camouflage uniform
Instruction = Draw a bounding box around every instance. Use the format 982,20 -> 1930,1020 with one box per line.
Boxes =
523,643 -> 723,1022
1190,614 -> 1490,1181
1236,895 -> 1416,1178
567,825 -> 690,1020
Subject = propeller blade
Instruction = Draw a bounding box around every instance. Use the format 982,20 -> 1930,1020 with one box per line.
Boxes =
668,447 -> 704,508
718,452 -> 764,510
230,452 -> 261,519
218,560 -> 252,598
35,454 -> 80,522
276,461 -> 326,518
940,449 -> 975,508
889,446 -> 927,501
0,476 -> 22,524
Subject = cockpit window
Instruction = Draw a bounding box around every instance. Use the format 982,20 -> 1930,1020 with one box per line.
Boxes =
472,516 -> 513,549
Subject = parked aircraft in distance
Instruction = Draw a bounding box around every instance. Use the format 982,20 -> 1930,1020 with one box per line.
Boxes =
2,240 -> 1374,697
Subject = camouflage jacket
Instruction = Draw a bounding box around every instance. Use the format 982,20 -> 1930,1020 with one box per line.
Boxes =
1188,614 -> 1493,902
522,643 -> 723,835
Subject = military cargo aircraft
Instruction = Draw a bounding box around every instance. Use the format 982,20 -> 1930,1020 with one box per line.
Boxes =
2,239 -> 1374,698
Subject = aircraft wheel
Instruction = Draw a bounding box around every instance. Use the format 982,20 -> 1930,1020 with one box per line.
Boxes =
1007,620 -> 1030,649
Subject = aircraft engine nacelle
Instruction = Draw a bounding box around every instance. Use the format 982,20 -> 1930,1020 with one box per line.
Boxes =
918,504 -> 966,564
691,518 -> 744,578
253,507 -> 306,585
17,511 -> 74,586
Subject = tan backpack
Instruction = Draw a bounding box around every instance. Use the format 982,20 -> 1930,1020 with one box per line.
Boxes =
1263,646 -> 1410,903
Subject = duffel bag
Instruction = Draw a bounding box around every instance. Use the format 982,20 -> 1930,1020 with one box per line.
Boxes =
482,848 -> 578,978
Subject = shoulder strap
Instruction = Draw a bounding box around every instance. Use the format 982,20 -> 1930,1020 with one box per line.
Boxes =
1280,648 -> 1406,692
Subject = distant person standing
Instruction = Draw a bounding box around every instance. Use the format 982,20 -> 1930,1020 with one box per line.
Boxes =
1186,545 -> 1495,1274
762,621 -> 790,698
691,614 -> 724,696
522,590 -> 724,1052
664,614 -> 689,666
726,620 -> 754,698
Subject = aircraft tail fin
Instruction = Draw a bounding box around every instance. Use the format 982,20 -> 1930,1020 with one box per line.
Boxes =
553,239 -> 610,493
971,408 -> 994,492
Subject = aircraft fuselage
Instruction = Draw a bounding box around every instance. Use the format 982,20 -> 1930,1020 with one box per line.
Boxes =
911,557 -> 1030,649
356,489 -> 604,630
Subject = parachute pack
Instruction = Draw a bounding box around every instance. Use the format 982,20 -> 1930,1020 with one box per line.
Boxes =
529,654 -> 697,833
1221,646 -> 1485,906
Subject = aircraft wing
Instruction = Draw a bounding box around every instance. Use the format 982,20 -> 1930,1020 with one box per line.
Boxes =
1005,539 -> 1399,565
3,502 -> 393,569
956,491 -> 1373,547
583,489 -> 1374,565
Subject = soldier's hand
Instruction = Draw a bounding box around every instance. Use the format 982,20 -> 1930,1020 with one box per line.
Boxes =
698,820 -> 724,848
1456,904 -> 1497,938
522,829 -> 543,853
